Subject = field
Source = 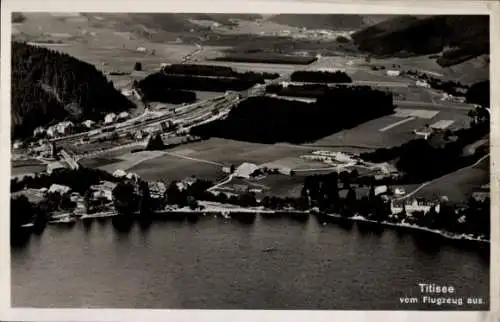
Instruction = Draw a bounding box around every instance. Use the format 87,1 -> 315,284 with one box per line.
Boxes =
213,175 -> 306,199
309,103 -> 472,149
11,159 -> 46,176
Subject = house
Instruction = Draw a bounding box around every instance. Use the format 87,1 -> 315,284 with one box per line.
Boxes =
55,121 -> 75,135
390,198 -> 439,215
415,80 -> 430,88
414,127 -> 434,140
117,111 -> 130,121
374,185 -> 388,196
48,184 -> 72,195
234,163 -> 260,179
33,126 -> 46,137
90,181 -> 117,201
104,113 -> 117,124
46,161 -> 69,174
82,120 -> 96,129
136,47 -> 147,52
386,70 -> 401,77
148,181 -> 167,199
113,169 -> 127,178
46,125 -> 58,138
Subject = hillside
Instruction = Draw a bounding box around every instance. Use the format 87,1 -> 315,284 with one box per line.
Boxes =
352,15 -> 489,67
11,42 -> 135,139
268,14 -> 393,31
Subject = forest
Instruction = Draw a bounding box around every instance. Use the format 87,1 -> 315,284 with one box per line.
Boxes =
11,42 -> 136,139
191,86 -> 393,144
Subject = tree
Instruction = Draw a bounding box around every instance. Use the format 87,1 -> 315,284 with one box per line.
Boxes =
112,182 -> 138,215
134,62 -> 143,71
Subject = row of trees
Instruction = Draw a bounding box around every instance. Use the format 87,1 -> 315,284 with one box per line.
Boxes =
162,63 -> 279,80
290,70 -> 352,83
265,83 -> 330,98
11,42 -> 135,139
191,87 -> 393,144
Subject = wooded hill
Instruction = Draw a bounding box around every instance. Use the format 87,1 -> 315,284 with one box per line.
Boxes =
11,42 -> 135,139
352,15 -> 489,67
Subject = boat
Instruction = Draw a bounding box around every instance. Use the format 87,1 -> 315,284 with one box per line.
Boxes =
48,216 -> 76,226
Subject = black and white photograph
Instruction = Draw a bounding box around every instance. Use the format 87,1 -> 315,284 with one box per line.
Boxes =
3,0 -> 497,319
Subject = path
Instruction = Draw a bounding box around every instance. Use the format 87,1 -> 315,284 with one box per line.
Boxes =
164,151 -> 224,167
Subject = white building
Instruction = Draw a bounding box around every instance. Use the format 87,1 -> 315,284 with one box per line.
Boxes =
414,127 -> 434,140
104,113 -> 117,124
55,121 -> 74,135
136,47 -> 147,52
46,161 -> 69,174
33,126 -> 46,137
117,111 -> 130,121
48,184 -> 72,195
374,185 -> 388,196
46,125 -> 58,138
148,181 -> 167,199
82,120 -> 96,128
415,80 -> 431,88
113,169 -> 127,178
390,199 -> 439,215
386,70 -> 401,77
234,162 -> 260,179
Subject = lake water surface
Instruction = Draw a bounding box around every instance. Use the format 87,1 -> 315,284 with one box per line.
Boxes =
11,215 -> 489,310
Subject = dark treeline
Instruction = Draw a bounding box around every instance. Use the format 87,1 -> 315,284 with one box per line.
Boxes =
266,83 -> 330,98
138,73 -> 260,95
138,86 -> 197,104
11,42 -> 135,139
191,87 -> 393,144
11,168 -> 120,195
466,81 -> 490,108
290,70 -> 352,83
405,70 -> 468,96
163,63 -> 279,80
212,53 -> 317,65
360,122 -> 489,182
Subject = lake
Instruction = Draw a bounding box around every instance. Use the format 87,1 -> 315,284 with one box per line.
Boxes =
11,215 -> 490,310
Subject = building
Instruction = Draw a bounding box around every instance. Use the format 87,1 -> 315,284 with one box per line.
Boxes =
374,185 -> 388,196
82,120 -> 96,129
234,163 -> 260,179
46,161 -> 69,174
390,198 -> 439,215
136,47 -> 147,52
148,181 -> 167,199
104,113 -> 117,125
113,169 -> 127,178
48,184 -> 72,195
415,80 -> 431,88
33,126 -> 46,137
117,111 -> 130,121
386,70 -> 401,77
90,181 -> 117,201
413,127 -> 434,140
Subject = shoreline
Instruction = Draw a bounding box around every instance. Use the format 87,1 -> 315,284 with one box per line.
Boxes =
28,201 -> 490,244
321,213 -> 490,244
